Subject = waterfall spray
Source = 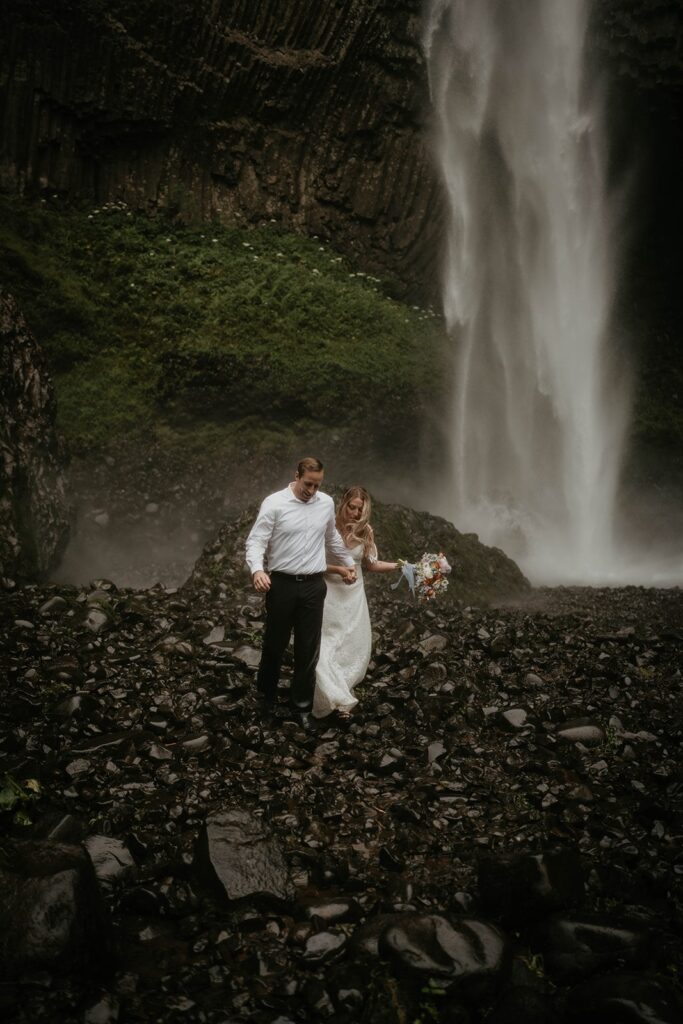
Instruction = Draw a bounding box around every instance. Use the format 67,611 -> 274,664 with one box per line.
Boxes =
423,0 -> 632,583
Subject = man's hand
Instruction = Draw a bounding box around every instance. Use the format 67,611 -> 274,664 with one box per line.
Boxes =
339,566 -> 357,585
252,570 -> 271,593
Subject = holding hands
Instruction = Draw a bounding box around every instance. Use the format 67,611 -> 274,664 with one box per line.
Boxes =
339,566 -> 357,585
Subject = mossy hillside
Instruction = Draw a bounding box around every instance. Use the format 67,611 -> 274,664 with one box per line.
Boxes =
0,195 -> 447,453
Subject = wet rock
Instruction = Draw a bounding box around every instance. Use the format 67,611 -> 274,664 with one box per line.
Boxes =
534,914 -> 668,981
39,595 -> 68,616
563,973 -> 683,1023
379,846 -> 406,872
478,850 -> 584,923
427,740 -> 447,762
84,606 -> 111,634
232,646 -> 261,669
500,709 -> 530,731
420,634 -> 449,655
203,625 -> 225,645
0,840 -> 111,976
490,635 -> 511,657
296,896 -> 361,926
378,913 -> 509,990
180,734 -> 210,753
556,719 -> 604,747
84,993 -> 120,1023
302,929 -> 347,963
194,808 -> 294,906
85,836 -> 136,889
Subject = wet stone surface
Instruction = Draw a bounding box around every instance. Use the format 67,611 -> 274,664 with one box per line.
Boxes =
0,563 -> 682,1022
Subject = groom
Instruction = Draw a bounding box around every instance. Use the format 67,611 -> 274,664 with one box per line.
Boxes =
245,456 -> 356,720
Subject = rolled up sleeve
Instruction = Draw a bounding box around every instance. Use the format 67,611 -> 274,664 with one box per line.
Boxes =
245,500 -> 276,574
325,509 -> 355,567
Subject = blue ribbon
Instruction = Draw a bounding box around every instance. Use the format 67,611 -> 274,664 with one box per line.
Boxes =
391,561 -> 416,597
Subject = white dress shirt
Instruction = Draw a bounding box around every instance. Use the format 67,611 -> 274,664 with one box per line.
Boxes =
245,485 -> 354,575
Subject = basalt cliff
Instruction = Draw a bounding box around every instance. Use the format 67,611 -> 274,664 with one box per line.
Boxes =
1,1 -> 680,299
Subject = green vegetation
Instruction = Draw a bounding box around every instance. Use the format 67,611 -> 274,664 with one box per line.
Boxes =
1,193 -> 678,460
0,194 -> 446,454
0,774 -> 41,826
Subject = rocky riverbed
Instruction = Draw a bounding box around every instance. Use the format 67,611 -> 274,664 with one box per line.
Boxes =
1,557 -> 682,1022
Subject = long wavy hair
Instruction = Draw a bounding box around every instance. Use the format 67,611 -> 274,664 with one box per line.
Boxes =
337,486 -> 377,560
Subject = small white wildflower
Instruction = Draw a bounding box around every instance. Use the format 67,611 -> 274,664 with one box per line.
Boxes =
212,238 -> 218,243
276,252 -> 285,257
165,238 -> 171,243
312,269 -> 320,274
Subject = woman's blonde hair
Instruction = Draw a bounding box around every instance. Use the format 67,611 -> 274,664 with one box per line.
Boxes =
337,486 -> 377,560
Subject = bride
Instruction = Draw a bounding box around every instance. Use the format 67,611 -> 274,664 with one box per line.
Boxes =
313,486 -> 398,719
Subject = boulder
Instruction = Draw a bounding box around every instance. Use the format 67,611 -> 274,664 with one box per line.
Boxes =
0,840 -> 111,976
194,807 -> 294,907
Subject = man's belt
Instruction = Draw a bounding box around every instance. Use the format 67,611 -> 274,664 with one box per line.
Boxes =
270,570 -> 324,582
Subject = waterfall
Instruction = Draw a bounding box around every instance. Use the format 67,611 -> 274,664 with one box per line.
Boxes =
423,0 -> 633,583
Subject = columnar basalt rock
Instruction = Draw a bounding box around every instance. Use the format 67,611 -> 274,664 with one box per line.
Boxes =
0,0 -> 441,295
1,2 -> 680,303
0,288 -> 70,580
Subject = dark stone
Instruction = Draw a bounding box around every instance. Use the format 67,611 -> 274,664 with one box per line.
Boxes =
379,846 -> 406,872
563,973 -> 683,1024
478,850 -> 585,923
302,930 -> 347,964
489,987 -> 555,1024
295,896 -> 361,927
232,646 -> 262,669
378,913 -> 509,992
533,914 -> 668,982
85,836 -> 136,889
556,719 -> 604,747
194,807 -> 294,906
0,289 -> 70,580
0,840 -> 111,977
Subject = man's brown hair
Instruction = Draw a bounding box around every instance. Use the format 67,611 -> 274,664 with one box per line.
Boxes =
296,456 -> 324,476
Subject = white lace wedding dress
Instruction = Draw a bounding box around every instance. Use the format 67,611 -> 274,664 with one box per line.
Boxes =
313,543 -> 371,718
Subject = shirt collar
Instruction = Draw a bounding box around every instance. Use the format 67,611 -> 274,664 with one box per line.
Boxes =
286,483 -> 320,504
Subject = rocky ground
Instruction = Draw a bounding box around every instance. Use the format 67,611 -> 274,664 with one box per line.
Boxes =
1,543 -> 682,1022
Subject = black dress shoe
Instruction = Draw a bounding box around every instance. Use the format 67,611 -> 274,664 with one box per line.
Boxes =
297,711 -> 318,732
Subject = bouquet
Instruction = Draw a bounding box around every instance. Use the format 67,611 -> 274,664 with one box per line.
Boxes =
392,552 -> 452,602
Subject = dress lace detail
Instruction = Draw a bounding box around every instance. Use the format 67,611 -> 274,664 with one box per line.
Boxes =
313,544 -> 371,718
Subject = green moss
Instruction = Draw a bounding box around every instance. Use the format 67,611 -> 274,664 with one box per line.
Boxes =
0,194 -> 447,455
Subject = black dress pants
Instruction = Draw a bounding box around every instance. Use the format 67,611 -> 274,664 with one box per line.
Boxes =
256,572 -> 327,711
